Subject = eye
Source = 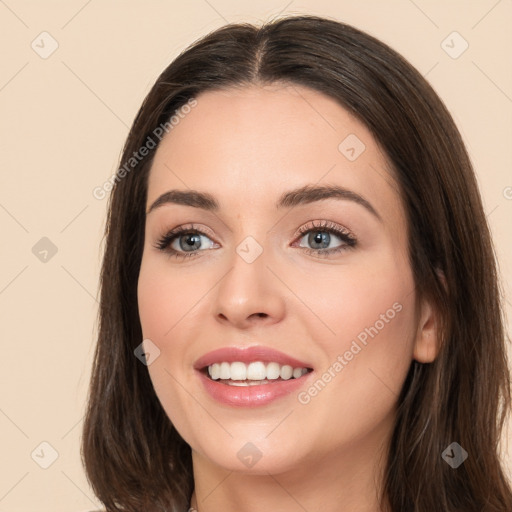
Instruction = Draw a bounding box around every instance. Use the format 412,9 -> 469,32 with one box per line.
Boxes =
154,224 -> 218,259
154,220 -> 357,261
293,220 -> 357,257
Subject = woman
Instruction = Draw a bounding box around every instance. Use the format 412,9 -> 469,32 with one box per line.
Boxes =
81,15 -> 512,512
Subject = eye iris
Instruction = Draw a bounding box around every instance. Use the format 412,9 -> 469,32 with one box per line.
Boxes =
309,231 -> 330,249
180,233 -> 201,251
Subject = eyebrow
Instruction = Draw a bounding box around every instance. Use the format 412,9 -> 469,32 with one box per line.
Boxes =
146,184 -> 381,221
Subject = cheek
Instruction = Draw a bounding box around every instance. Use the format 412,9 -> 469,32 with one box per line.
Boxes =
137,272 -> 171,339
339,267 -> 414,357
313,258 -> 415,408
291,246 -> 417,414
137,255 -> 213,418
292,248 -> 415,353
137,256 -> 200,339
292,265 -> 416,449
137,260 -> 198,438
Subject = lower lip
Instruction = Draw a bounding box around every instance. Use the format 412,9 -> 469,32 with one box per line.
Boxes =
197,370 -> 313,407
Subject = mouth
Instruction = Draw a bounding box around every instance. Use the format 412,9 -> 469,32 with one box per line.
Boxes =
194,346 -> 314,406
202,361 -> 313,386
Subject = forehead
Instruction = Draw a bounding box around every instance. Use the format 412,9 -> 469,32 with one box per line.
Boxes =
147,84 -> 404,227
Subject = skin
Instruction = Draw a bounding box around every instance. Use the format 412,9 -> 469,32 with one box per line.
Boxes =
137,83 -> 440,512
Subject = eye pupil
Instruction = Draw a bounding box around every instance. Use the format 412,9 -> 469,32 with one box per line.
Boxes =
180,233 -> 201,251
309,231 -> 330,249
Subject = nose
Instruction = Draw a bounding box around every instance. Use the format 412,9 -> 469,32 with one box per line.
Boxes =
213,247 -> 286,330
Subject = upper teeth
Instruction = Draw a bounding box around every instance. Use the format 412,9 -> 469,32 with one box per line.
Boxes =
207,361 -> 309,381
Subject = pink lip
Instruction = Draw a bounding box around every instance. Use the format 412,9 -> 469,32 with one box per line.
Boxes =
197,371 -> 313,407
194,346 -> 312,370
194,346 -> 314,407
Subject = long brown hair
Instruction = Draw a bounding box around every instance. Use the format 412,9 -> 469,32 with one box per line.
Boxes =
81,15 -> 512,512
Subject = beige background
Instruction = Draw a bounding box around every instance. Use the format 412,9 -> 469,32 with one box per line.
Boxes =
0,0 -> 511,510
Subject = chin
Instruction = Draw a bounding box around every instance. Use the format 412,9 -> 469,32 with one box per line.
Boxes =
191,434 -> 306,475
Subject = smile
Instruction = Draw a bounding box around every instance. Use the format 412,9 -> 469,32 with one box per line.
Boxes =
194,345 -> 314,406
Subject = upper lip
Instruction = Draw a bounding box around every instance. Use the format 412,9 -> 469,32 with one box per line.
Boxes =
194,346 -> 313,370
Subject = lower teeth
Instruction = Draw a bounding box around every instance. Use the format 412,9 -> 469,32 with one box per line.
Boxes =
212,377 -> 297,387
224,379 -> 274,387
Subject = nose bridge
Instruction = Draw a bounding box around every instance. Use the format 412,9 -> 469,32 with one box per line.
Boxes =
213,236 -> 285,327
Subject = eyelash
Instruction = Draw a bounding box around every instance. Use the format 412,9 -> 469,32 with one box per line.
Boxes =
153,220 -> 357,260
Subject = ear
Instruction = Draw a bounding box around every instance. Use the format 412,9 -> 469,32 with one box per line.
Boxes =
413,270 -> 445,363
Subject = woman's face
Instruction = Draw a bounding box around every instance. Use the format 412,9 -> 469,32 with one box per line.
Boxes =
137,83 -> 437,475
